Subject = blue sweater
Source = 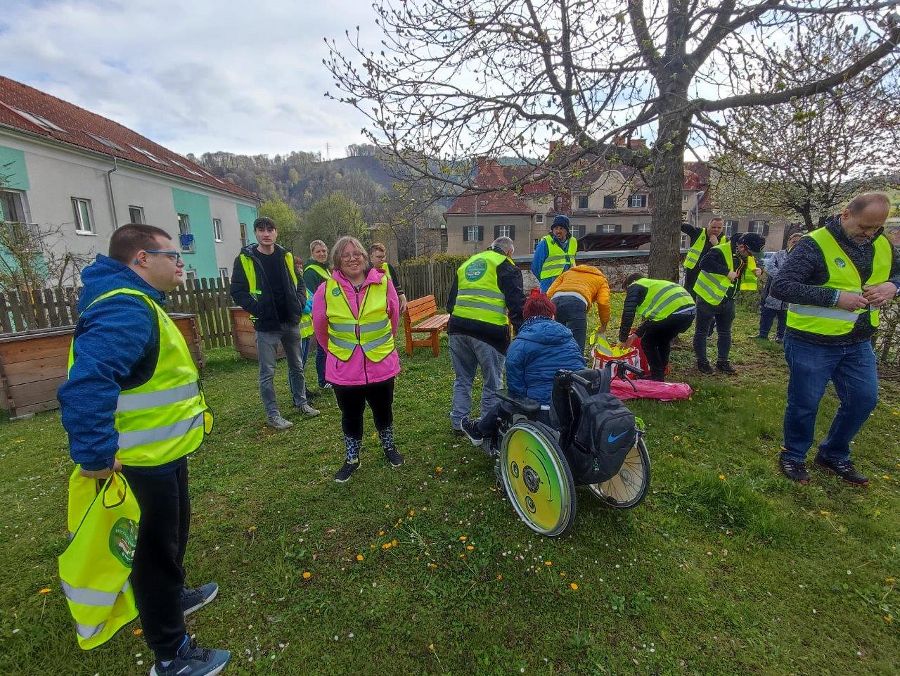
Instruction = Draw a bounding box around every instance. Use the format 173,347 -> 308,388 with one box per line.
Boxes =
58,255 -> 165,471
506,317 -> 585,405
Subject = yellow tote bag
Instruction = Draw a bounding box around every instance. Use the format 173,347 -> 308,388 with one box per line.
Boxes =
58,468 -> 141,649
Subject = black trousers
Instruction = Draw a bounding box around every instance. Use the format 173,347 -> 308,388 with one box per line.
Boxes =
683,268 -> 699,299
693,298 -> 735,364
333,377 -> 395,438
122,459 -> 190,661
641,313 -> 695,380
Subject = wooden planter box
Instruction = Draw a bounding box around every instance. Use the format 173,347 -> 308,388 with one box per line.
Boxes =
0,314 -> 203,419
230,307 -> 286,360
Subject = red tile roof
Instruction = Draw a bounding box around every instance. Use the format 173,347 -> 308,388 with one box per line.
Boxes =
0,76 -> 255,200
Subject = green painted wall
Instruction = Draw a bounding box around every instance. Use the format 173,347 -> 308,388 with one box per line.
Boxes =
0,145 -> 30,190
172,188 -> 217,278
236,203 -> 258,245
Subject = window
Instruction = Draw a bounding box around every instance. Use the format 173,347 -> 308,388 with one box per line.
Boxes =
533,239 -> 540,251
86,132 -> 124,151
129,144 -> 169,165
239,222 -> 248,246
72,198 -> 95,234
603,194 -> 616,209
185,270 -> 197,281
681,234 -> 691,249
724,219 -> 738,237
464,225 -> 484,242
0,190 -> 26,223
129,206 -> 145,224
633,223 -> 651,233
219,267 -> 229,280
597,223 -> 621,234
627,194 -> 647,208
177,213 -> 194,252
213,218 -> 223,242
9,106 -> 67,133
570,224 -> 581,238
170,159 -> 203,177
494,224 -> 516,240
577,195 -> 589,210
749,220 -> 770,236
534,214 -> 544,224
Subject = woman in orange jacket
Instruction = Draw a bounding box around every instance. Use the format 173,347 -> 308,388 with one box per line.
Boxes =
546,264 -> 611,353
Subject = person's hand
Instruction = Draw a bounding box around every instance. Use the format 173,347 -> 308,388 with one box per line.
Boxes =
753,267 -> 762,277
835,291 -> 869,312
80,458 -> 122,479
399,294 -> 408,316
625,334 -> 638,348
727,271 -> 738,282
862,282 -> 897,308
709,235 -> 719,246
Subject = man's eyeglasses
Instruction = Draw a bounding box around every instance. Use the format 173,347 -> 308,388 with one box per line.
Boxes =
144,249 -> 183,262
340,252 -> 365,261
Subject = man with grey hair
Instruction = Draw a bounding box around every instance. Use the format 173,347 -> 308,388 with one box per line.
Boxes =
446,236 -> 525,436
772,192 -> 900,486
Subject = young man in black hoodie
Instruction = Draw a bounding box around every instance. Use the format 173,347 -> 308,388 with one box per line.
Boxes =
231,217 -> 319,429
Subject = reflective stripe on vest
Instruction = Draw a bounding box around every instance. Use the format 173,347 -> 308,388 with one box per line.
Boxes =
239,250 -> 299,319
67,288 -> 211,467
324,276 -> 394,362
786,228 -> 892,335
451,250 -> 510,326
633,279 -> 694,321
538,234 -> 577,280
694,241 -> 735,307
684,230 -> 728,270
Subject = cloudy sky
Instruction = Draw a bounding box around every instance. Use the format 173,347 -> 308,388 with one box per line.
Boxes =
0,0 -> 381,157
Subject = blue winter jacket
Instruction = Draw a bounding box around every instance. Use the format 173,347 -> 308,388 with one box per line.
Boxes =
58,255 -> 165,471
505,317 -> 585,405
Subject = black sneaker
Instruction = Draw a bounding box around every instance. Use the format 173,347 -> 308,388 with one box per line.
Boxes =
181,582 -> 218,617
697,361 -> 714,375
716,360 -> 737,375
779,455 -> 810,485
334,458 -> 360,483
814,455 -> 869,486
150,636 -> 230,676
461,417 -> 484,446
384,446 -> 404,468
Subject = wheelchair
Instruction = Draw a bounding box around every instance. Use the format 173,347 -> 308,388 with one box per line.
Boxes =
484,359 -> 651,537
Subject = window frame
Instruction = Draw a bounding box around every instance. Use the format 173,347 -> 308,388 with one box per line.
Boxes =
603,194 -> 616,209
72,197 -> 95,234
213,218 -> 223,242
534,214 -> 544,224
128,205 -> 145,224
597,223 -> 621,234
633,223 -> 651,233
627,193 -> 648,209
748,220 -> 769,235
177,213 -> 194,252
239,222 -> 248,247
219,267 -> 229,280
576,194 -> 589,210
724,219 -> 738,237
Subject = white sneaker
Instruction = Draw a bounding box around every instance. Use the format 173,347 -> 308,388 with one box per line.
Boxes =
297,403 -> 320,417
266,414 -> 293,430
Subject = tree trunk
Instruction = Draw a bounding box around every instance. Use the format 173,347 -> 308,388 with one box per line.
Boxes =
649,112 -> 691,281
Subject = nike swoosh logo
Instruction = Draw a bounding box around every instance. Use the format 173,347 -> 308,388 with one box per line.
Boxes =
607,430 -> 630,444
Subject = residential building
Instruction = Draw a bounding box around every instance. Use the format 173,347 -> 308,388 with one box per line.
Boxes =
0,76 -> 258,284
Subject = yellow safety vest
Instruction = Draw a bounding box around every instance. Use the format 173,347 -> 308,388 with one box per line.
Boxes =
633,278 -> 695,321
684,229 -> 728,270
538,234 -> 578,280
740,255 -> 759,292
694,241 -> 735,307
299,312 -> 314,338
324,276 -> 394,362
452,250 -> 510,326
379,262 -> 392,280
239,250 -> 298,321
306,262 -> 330,282
786,228 -> 892,335
67,288 -> 212,467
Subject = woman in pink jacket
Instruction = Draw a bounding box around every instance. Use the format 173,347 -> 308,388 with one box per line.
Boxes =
313,235 -> 402,482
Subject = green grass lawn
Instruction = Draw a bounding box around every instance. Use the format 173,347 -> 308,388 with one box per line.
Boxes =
1,296 -> 898,674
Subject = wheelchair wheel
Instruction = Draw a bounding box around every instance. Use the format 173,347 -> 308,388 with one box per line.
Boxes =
499,421 -> 577,537
587,437 -> 650,509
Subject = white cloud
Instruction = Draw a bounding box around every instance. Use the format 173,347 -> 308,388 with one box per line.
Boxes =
0,0 -> 379,156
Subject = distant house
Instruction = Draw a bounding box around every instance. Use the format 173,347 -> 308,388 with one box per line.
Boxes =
0,76 -> 259,284
443,143 -> 789,255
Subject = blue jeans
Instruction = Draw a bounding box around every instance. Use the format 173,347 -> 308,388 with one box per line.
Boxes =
782,335 -> 878,464
257,323 -> 307,417
301,337 -> 328,388
758,306 -> 786,340
449,334 -> 505,429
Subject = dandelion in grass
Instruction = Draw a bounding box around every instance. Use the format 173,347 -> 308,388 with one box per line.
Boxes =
302,571 -> 312,580
356,554 -> 364,562
570,583 -> 579,591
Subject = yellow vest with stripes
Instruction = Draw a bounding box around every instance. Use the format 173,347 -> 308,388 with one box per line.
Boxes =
452,250 -> 510,326
538,234 -> 577,280
67,288 -> 211,467
786,228 -> 892,335
324,275 -> 394,362
694,241 -> 735,307
633,278 -> 695,321
740,255 -> 759,292
684,229 -> 728,270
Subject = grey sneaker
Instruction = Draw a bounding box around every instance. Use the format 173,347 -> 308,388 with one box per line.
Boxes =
150,636 -> 230,676
266,414 -> 293,430
297,403 -> 320,417
182,582 -> 218,617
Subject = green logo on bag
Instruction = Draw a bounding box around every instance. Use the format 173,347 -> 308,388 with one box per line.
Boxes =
465,259 -> 487,281
109,518 -> 138,567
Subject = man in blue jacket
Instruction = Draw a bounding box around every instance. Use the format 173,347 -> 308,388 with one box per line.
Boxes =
58,224 -> 229,676
531,215 -> 578,292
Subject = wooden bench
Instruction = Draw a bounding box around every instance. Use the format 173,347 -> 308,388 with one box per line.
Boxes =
403,295 -> 449,357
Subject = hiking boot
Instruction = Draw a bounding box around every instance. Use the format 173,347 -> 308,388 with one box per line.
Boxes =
266,414 -> 293,430
334,458 -> 360,483
296,403 -> 320,417
716,360 -> 737,375
181,582 -> 218,617
461,417 -> 484,447
779,455 -> 810,485
697,361 -> 714,375
814,455 -> 869,486
150,636 -> 230,676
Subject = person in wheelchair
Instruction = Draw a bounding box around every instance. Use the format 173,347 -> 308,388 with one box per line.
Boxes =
461,291 -> 585,446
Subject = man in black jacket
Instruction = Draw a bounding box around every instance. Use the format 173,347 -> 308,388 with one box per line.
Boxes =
446,236 -> 525,435
681,217 -> 727,297
231,217 -> 319,429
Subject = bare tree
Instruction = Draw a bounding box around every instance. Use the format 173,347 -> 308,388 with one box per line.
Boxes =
0,221 -> 92,294
326,1 -> 899,278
